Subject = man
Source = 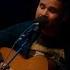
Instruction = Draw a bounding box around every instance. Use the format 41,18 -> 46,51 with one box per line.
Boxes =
29,0 -> 67,69
0,0 -> 69,70
15,0 -> 67,69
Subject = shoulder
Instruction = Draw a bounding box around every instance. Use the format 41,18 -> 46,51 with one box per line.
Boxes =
0,20 -> 33,46
3,20 -> 33,33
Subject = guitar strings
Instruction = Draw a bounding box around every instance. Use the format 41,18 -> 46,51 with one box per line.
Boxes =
3,23 -> 35,64
0,38 -> 28,69
1,22 -> 39,69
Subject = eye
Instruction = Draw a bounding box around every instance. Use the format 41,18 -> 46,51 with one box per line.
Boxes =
48,7 -> 59,13
39,3 -> 46,9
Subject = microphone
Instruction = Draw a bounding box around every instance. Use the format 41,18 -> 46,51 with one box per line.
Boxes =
11,16 -> 48,57
14,16 -> 48,47
11,20 -> 40,56
14,16 -> 48,48
0,16 -> 48,70
33,16 -> 48,30
17,21 -> 40,44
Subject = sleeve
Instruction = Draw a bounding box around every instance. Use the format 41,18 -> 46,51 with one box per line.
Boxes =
0,21 -> 32,47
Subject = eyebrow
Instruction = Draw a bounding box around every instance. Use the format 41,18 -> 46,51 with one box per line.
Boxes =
50,6 -> 62,12
49,6 -> 58,10
39,2 -> 62,13
40,3 -> 59,10
39,3 -> 46,8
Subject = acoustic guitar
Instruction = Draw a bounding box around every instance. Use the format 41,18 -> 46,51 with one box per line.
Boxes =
0,47 -> 51,70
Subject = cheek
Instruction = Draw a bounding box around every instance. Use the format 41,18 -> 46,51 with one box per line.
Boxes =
48,13 -> 59,22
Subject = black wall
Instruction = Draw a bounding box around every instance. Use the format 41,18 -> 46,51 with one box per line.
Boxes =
0,0 -> 34,30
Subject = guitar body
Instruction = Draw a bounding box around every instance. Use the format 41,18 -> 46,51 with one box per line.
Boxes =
0,47 -> 49,70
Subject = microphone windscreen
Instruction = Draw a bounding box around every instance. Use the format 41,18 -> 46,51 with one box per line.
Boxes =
33,16 -> 48,30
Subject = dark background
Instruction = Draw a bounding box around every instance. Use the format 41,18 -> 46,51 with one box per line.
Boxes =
0,0 -> 70,68
0,0 -> 38,30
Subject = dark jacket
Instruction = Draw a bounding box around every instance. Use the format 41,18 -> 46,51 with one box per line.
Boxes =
0,20 -> 33,47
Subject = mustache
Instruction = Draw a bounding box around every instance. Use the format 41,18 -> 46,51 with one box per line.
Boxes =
34,16 -> 69,35
34,16 -> 61,30
34,16 -> 48,30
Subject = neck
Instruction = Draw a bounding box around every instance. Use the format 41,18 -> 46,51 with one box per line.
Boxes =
37,34 -> 62,48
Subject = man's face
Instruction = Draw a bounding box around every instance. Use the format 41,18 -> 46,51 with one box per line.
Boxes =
35,0 -> 64,37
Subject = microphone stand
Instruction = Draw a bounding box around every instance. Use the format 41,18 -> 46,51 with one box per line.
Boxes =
0,22 -> 39,70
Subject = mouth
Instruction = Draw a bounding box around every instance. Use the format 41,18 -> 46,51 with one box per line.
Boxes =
34,16 -> 62,37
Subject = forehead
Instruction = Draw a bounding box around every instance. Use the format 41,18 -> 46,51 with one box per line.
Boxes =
39,0 -> 63,8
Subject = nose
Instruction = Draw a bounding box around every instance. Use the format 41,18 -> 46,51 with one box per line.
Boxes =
41,9 -> 48,17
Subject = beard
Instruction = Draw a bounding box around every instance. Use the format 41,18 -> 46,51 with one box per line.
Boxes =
35,16 -> 64,38
34,16 -> 68,48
